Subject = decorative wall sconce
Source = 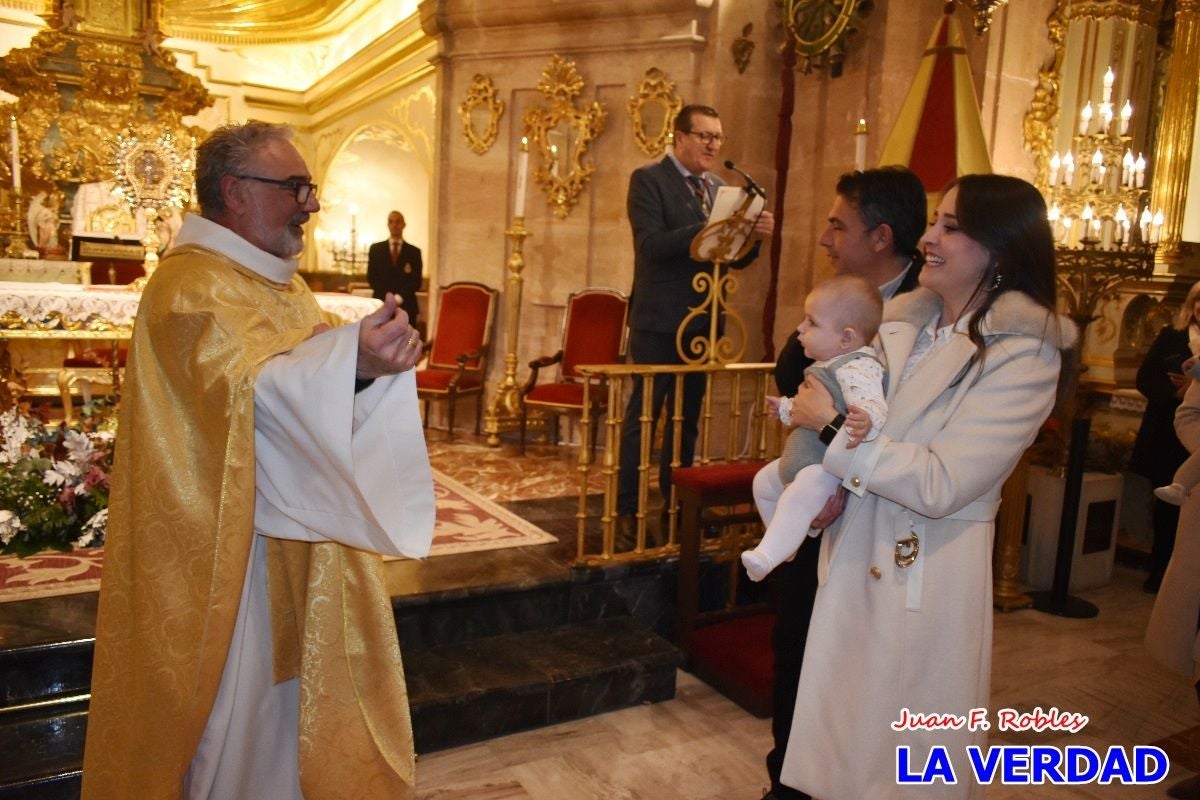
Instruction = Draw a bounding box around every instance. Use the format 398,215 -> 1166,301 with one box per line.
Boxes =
627,68 -> 682,158
960,0 -> 1010,35
731,24 -> 755,74
458,74 -> 505,155
522,55 -> 606,220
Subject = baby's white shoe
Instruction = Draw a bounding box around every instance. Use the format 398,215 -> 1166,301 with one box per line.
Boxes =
1154,483 -> 1187,506
741,549 -> 773,582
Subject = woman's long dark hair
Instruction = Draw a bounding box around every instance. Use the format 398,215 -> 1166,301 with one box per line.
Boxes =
944,174 -> 1058,362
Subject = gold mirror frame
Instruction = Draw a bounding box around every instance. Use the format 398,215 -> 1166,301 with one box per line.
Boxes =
627,68 -> 682,158
458,73 -> 504,156
522,55 -> 607,220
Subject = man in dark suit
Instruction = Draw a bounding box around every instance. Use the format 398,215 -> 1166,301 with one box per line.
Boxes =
764,166 -> 926,800
367,210 -> 423,329
616,104 -> 775,530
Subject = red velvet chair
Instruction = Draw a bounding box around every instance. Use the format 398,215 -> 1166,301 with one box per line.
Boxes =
518,288 -> 628,456
415,281 -> 499,436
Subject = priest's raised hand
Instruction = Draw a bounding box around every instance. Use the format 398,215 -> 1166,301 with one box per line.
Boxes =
356,291 -> 423,378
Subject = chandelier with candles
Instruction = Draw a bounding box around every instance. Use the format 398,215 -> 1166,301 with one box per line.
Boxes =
1041,65 -> 1158,337
1043,66 -> 1162,251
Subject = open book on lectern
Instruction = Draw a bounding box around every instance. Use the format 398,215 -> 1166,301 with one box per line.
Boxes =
689,185 -> 766,264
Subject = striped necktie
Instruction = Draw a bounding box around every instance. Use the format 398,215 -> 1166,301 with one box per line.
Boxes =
687,174 -> 710,215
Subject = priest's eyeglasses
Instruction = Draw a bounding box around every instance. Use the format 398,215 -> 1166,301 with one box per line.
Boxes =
234,174 -> 319,204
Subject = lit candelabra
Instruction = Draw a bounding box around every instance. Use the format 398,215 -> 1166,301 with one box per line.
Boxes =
1043,67 -> 1162,251
325,204 -> 368,273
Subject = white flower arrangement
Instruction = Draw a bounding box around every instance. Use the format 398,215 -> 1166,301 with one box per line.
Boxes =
0,401 -> 115,557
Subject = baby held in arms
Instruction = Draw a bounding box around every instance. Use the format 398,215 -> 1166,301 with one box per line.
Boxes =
742,274 -> 887,582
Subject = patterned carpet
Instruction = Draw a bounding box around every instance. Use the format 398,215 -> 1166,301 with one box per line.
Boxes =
0,469 -> 556,603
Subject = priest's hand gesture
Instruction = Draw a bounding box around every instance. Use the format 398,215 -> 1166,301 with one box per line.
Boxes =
355,293 -> 423,378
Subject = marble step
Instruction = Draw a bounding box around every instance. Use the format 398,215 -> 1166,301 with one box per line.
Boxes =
0,698 -> 87,798
0,639 -> 93,708
0,617 -> 679,795
0,772 -> 79,800
407,615 -> 682,753
394,578 -> 572,650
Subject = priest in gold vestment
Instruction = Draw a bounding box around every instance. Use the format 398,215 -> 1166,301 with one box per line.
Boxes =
82,122 -> 435,799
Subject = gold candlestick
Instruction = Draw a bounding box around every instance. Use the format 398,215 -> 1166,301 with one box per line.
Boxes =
4,192 -> 25,258
483,216 -> 530,445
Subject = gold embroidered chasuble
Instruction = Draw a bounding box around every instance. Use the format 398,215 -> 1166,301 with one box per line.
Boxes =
83,244 -> 421,799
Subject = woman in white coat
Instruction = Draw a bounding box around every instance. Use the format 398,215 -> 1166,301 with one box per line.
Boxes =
1145,379 -> 1200,799
779,175 -> 1076,799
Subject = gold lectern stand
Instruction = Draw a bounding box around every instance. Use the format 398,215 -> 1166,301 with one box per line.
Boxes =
677,188 -> 764,363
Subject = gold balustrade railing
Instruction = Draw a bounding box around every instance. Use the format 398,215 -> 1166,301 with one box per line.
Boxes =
564,360 -> 1037,613
570,361 -> 781,565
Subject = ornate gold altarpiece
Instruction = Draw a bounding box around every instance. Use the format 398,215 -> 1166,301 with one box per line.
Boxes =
0,0 -> 210,240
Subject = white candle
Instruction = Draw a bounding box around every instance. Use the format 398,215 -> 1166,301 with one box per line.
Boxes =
1079,102 -> 1093,136
514,136 -> 529,218
1119,101 -> 1132,136
1122,150 -> 1134,187
1062,152 -> 1075,187
1152,210 -> 1164,244
1061,216 -> 1073,246
854,118 -> 868,172
1048,152 -> 1061,187
1090,148 -> 1103,184
9,115 -> 20,194
1140,207 -> 1151,243
1134,153 -> 1146,188
1103,67 -> 1114,104
1099,102 -> 1113,135
1115,206 -> 1128,245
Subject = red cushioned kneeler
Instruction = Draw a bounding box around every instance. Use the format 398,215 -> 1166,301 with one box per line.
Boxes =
685,612 -> 775,718
672,461 -> 774,719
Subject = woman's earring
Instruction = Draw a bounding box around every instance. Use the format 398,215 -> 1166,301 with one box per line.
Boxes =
989,271 -> 1003,291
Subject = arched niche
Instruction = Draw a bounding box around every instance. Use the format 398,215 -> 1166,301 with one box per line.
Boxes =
316,124 -> 431,283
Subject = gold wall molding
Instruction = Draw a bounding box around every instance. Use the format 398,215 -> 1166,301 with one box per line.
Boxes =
1064,0 -> 1162,26
160,0 -> 379,46
1023,5 -> 1068,191
522,55 -> 606,220
458,74 -> 504,155
627,68 -> 681,158
1149,0 -> 1199,262
391,85 -> 437,177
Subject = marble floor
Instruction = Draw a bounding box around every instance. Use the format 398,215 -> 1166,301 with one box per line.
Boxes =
422,431 -> 1200,800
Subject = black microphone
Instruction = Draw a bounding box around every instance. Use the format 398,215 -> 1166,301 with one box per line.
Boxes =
724,160 -> 766,198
